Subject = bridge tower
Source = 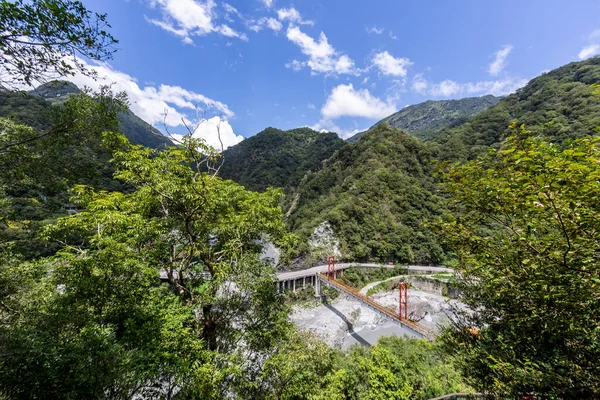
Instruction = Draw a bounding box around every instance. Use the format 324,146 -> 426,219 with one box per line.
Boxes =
327,256 -> 336,280
399,282 -> 408,320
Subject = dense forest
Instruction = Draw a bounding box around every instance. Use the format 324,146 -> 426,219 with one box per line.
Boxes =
1,0 -> 599,398
219,127 -> 345,192
281,58 -> 600,265
287,123 -> 446,264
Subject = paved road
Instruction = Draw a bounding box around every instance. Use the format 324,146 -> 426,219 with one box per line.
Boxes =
277,264 -> 452,282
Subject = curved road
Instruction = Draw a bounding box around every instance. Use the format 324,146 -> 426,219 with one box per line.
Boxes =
276,264 -> 452,282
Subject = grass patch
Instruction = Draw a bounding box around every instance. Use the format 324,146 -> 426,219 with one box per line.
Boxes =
366,278 -> 405,296
337,266 -> 408,289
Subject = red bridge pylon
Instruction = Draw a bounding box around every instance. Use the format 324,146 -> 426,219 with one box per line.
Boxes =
327,256 -> 336,280
399,282 -> 408,320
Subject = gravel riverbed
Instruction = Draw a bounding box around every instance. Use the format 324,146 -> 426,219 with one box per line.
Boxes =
290,279 -> 467,349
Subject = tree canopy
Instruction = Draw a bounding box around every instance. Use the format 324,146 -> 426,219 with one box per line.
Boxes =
0,0 -> 118,88
288,123 -> 447,264
437,125 -> 600,397
219,126 -> 345,193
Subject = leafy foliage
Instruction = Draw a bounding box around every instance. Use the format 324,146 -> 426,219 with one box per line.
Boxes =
264,335 -> 469,400
1,135 -> 295,397
0,0 -> 118,87
0,89 -> 128,259
437,127 -> 600,397
337,266 -> 407,289
219,126 -> 345,192
288,123 -> 447,264
27,80 -> 174,148
347,95 -> 500,143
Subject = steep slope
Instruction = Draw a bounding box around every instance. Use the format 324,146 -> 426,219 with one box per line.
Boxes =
219,127 -> 345,192
432,58 -> 600,160
288,123 -> 446,264
347,94 -> 500,142
23,80 -> 173,148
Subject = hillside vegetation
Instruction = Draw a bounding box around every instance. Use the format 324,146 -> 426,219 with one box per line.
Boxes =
288,123 -> 446,264
1,80 -> 173,149
1,2 -> 600,393
219,127 -> 345,192
287,58 -> 600,266
432,58 -> 600,160
348,94 -> 500,142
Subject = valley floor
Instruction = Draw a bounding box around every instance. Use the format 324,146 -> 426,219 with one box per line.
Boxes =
290,276 -> 466,349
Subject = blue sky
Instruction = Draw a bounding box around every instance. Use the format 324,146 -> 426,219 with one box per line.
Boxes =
70,0 -> 600,147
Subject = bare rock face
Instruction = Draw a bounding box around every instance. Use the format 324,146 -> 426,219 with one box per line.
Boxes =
259,239 -> 281,266
308,221 -> 341,259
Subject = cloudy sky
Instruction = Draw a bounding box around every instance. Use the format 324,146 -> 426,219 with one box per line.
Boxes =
70,0 -> 600,147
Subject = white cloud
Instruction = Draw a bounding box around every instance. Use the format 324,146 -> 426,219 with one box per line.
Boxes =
411,73 -> 428,94
146,0 -> 246,43
578,44 -> 600,60
371,51 -> 412,77
62,58 -> 234,140
388,31 -> 398,40
307,103 -> 316,109
488,45 -> 513,76
261,0 -> 274,8
366,25 -> 384,35
222,3 -> 241,19
285,26 -> 358,75
249,17 -> 282,32
216,24 -> 248,40
171,116 -> 243,149
430,79 -> 462,97
411,73 -> 527,97
277,7 -> 313,25
589,29 -> 600,40
311,119 -> 368,139
321,83 -> 396,120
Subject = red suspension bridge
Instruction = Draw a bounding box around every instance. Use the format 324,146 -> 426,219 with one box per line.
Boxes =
315,257 -> 436,341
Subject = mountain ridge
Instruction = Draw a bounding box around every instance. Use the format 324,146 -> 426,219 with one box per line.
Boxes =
20,80 -> 174,149
218,126 -> 345,192
287,57 -> 600,265
348,94 -> 500,142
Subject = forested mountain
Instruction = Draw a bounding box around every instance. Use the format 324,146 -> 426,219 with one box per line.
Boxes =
0,80 -> 173,149
432,57 -> 600,160
347,94 -> 500,142
287,123 -> 446,264
288,58 -> 600,266
2,0 -> 600,396
219,127 -> 345,192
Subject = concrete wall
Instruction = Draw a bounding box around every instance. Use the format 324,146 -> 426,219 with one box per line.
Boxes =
407,277 -> 460,299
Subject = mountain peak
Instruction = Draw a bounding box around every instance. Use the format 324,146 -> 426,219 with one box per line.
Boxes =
218,126 -> 345,192
28,80 -> 82,100
348,94 -> 501,143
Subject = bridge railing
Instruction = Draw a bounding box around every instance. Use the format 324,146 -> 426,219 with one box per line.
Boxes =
316,273 -> 436,340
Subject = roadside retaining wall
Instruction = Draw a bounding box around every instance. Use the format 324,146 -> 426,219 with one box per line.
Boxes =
406,277 -> 460,299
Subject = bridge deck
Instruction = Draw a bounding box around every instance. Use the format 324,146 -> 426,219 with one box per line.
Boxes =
278,264 -> 452,282
317,273 -> 436,341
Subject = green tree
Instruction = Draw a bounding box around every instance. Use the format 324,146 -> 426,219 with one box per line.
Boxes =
0,0 -> 118,88
437,125 -> 600,397
0,88 -> 128,260
0,136 -> 293,397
